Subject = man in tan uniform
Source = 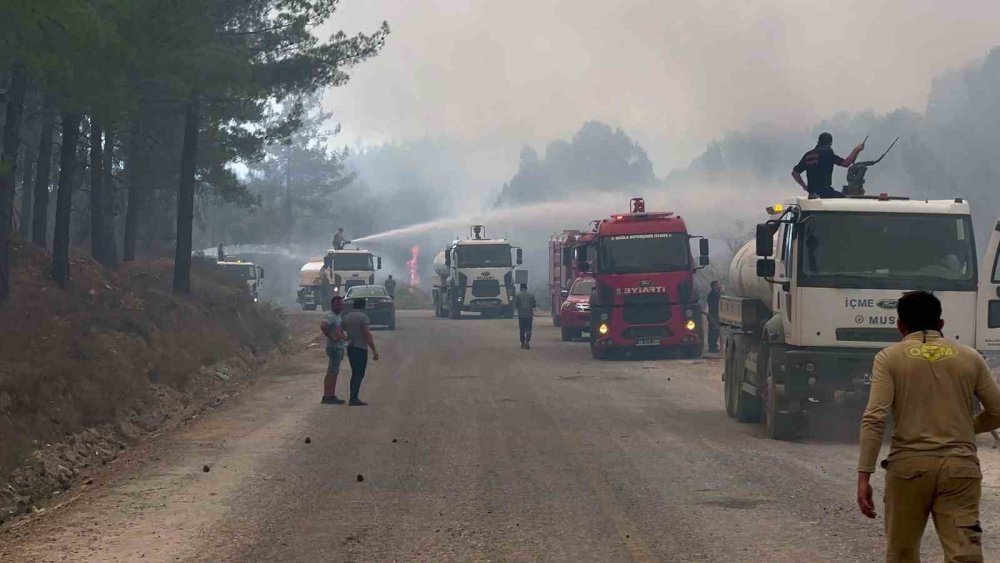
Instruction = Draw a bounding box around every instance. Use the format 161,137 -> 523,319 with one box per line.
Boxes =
858,291 -> 1000,562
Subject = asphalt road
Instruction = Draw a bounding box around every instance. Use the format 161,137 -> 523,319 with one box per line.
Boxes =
4,310 -> 1000,562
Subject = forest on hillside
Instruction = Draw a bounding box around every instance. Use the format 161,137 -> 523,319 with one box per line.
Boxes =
0,0 -> 388,303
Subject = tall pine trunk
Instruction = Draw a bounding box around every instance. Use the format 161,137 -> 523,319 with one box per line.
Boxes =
122,113 -> 142,262
0,62 -> 27,304
102,127 -> 118,269
284,146 -> 293,244
31,96 -> 55,247
173,96 -> 199,295
89,117 -> 107,266
52,114 -> 81,288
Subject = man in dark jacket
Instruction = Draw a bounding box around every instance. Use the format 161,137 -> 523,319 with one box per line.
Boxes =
792,132 -> 865,198
706,281 -> 721,353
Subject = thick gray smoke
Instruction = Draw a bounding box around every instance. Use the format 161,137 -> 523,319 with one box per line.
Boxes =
323,1 -> 1000,174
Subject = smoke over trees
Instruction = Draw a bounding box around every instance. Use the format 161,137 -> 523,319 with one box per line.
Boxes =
668,47 -> 1000,245
495,121 -> 656,206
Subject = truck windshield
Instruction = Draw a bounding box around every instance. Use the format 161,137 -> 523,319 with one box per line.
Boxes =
798,212 -> 977,291
219,264 -> 255,280
331,253 -> 374,271
597,233 -> 690,274
457,245 -> 512,268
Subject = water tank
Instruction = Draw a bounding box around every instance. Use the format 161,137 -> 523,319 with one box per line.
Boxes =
728,240 -> 774,307
299,260 -> 324,286
433,250 -> 450,278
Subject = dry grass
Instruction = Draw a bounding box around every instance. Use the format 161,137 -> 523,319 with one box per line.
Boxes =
0,240 -> 286,481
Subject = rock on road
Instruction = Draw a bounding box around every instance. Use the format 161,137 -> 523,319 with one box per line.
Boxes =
4,310 -> 1000,562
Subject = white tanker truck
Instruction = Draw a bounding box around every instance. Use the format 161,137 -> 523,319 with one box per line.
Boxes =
721,194 -> 1000,439
432,225 -> 522,319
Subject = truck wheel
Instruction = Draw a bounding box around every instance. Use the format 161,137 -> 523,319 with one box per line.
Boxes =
681,344 -> 702,359
552,305 -> 561,327
764,368 -> 796,439
388,316 -> 396,330
590,334 -> 610,359
561,327 -> 573,342
731,337 -> 761,423
449,298 -> 461,319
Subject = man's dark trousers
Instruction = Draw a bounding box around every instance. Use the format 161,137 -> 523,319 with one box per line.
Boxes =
809,186 -> 844,199
346,346 -> 369,401
518,317 -> 533,344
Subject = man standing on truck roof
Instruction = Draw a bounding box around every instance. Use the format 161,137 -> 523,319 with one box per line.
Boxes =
513,283 -> 536,349
319,296 -> 347,405
857,291 -> 1000,562
332,228 -> 350,250
792,132 -> 865,198
706,281 -> 721,354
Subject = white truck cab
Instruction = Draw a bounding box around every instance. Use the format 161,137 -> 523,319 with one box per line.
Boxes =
217,260 -> 264,302
722,194 -> 1000,439
433,225 -> 523,319
323,248 -> 382,295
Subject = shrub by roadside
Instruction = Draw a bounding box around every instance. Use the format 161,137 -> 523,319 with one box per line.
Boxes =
0,241 -> 287,522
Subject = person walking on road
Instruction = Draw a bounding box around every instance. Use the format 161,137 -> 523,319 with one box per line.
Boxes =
513,283 -> 536,349
857,291 -> 1000,562
706,280 -> 721,354
792,132 -> 865,198
384,275 -> 397,299
318,265 -> 332,311
319,297 -> 347,404
342,298 -> 379,406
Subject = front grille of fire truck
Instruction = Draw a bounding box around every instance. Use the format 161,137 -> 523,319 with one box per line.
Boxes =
471,280 -> 501,298
622,295 -> 671,324
623,326 -> 672,339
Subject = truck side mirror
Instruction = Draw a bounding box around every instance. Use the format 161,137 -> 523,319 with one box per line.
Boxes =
756,258 -> 776,278
699,256 -> 710,267
575,246 -> 586,262
756,223 -> 776,257
560,289 -> 569,299
699,238 -> 709,257
579,261 -> 591,273
377,257 -> 382,270
516,248 -> 523,265
445,249 -> 451,267
259,267 -> 264,279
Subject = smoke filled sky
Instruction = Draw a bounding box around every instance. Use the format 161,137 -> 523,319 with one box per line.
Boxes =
322,0 -> 1000,177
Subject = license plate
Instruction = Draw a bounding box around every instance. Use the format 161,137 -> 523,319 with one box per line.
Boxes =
636,338 -> 661,347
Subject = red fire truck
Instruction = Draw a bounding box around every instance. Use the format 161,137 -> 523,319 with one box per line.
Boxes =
580,197 -> 710,359
548,229 -> 595,327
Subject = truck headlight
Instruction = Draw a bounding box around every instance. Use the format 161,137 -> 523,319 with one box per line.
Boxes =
598,323 -> 609,335
685,320 -> 696,331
